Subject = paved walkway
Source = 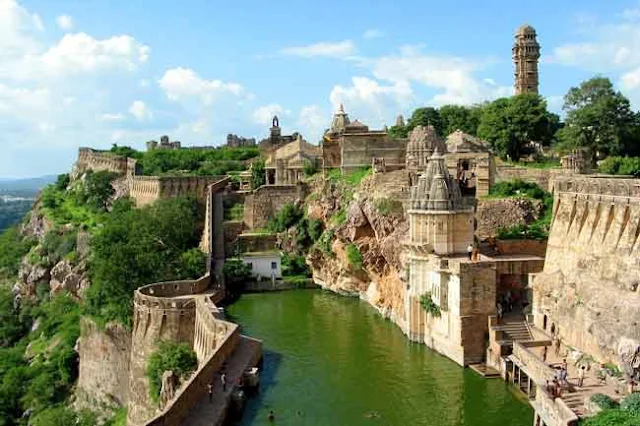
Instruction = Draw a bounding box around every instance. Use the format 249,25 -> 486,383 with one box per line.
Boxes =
183,336 -> 262,426
531,345 -> 623,416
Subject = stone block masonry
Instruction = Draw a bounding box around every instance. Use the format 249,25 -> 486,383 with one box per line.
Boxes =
243,184 -> 307,229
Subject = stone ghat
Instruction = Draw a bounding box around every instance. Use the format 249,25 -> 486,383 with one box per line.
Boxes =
127,275 -> 262,426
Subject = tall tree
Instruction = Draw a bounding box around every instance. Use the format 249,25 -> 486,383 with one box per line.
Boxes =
477,94 -> 552,161
407,107 -> 444,136
557,77 -> 635,161
439,104 -> 483,136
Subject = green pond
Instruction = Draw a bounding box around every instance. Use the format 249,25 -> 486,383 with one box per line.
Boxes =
226,290 -> 532,426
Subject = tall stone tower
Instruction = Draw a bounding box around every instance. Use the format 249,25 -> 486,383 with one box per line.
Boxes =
513,24 -> 540,95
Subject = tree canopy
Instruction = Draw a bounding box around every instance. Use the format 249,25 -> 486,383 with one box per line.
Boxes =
557,77 -> 636,161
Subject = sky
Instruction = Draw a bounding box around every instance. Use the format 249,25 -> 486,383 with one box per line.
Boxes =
4,0 -> 640,178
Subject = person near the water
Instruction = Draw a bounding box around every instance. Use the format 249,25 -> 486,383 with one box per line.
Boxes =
268,410 -> 275,422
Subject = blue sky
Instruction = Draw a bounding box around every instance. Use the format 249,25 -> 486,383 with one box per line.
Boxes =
4,0 -> 640,178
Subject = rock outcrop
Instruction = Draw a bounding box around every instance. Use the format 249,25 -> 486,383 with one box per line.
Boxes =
75,318 -> 132,415
476,197 -> 543,239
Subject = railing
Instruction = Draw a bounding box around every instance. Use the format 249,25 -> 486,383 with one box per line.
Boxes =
512,341 -> 556,383
533,387 -> 579,426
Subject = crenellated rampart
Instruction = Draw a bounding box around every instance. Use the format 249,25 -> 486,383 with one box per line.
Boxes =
76,148 -> 137,176
533,175 -> 640,364
127,273 -> 260,426
129,176 -> 229,207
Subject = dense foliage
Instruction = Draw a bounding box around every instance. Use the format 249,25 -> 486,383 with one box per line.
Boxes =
598,156 -> 640,177
591,393 -> 619,410
0,228 -> 36,280
281,253 -> 311,277
582,393 -> 640,426
489,179 -> 553,240
557,77 -> 640,161
84,197 -> 206,328
145,341 -> 198,402
110,144 -> 259,176
250,159 -> 266,189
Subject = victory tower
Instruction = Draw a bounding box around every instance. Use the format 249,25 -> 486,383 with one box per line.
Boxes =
513,24 -> 540,95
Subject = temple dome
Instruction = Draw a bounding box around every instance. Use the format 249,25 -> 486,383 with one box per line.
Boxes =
410,148 -> 464,211
406,125 -> 447,170
516,24 -> 536,35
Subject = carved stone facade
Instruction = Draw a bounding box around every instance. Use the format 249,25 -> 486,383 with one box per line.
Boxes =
406,125 -> 447,185
321,104 -> 407,172
444,130 -> 495,197
264,135 -> 321,185
513,24 -> 541,95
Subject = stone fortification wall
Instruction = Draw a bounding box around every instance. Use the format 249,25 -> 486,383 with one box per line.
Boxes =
76,148 -> 137,176
243,184 -> 306,229
533,175 -> 640,366
496,164 -> 574,192
76,318 -> 131,411
127,275 -> 212,425
341,135 -> 407,172
130,176 -> 228,207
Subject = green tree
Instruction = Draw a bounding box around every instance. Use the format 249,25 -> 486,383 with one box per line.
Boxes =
557,77 -> 635,161
146,341 -> 197,402
250,159 -> 266,189
439,104 -> 482,136
388,124 -> 409,138
407,107 -> 444,136
477,94 -> 552,161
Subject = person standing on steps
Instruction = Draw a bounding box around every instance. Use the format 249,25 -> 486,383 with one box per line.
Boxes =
542,345 -> 548,362
207,383 -> 213,402
577,366 -> 586,387
221,372 -> 227,392
467,244 -> 473,260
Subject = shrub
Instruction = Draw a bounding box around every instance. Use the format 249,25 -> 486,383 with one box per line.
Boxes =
598,156 -> 640,177
375,198 -> 403,217
0,227 -> 37,279
267,203 -> 304,233
307,218 -> 323,242
581,408 -> 638,426
331,209 -> 347,226
223,259 -> 252,283
146,341 -> 197,402
282,275 -> 312,288
41,229 -> 77,263
621,393 -> 640,416
346,243 -> 363,270
591,393 -> 619,410
281,253 -> 310,277
303,160 -> 318,177
54,174 -> 70,191
420,293 -> 442,317
250,159 -> 266,189
224,203 -> 244,221
316,230 -> 335,256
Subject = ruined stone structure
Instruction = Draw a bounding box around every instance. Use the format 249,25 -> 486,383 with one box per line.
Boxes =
127,275 -> 262,426
226,134 -> 256,148
146,135 -> 182,151
513,24 -> 541,95
444,130 -> 495,197
560,149 -> 591,174
321,104 -> 407,172
259,116 -> 299,152
243,184 -> 307,229
264,135 -> 321,185
406,125 -> 447,185
75,148 -> 138,177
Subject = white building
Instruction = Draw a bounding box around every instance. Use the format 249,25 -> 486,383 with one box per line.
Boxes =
240,252 -> 282,280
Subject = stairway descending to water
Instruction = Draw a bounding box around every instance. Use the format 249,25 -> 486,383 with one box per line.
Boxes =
498,316 -> 533,342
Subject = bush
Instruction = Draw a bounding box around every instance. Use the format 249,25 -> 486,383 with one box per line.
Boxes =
303,160 -> 318,177
223,259 -> 252,285
316,230 -> 335,256
582,408 -> 639,426
420,293 -> 442,317
41,229 -> 77,264
224,203 -> 244,221
591,393 -> 619,410
0,227 -> 37,279
307,218 -> 323,242
282,275 -> 312,288
598,156 -> 640,177
250,159 -> 266,189
375,198 -> 403,217
346,243 -> 363,270
146,341 -> 197,402
267,203 -> 304,233
621,393 -> 640,416
281,253 -> 310,277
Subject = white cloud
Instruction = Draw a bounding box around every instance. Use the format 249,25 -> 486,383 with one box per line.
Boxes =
129,100 -> 152,121
0,0 -> 44,57
100,112 -> 125,122
280,40 -> 356,58
56,15 -> 73,31
158,67 -> 246,105
252,104 -> 287,126
297,105 -> 327,142
363,29 -> 384,40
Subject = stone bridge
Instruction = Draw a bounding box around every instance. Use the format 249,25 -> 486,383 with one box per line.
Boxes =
126,275 -> 261,426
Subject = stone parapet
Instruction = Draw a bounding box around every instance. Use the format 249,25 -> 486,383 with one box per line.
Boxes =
76,148 -> 136,176
531,389 -> 579,426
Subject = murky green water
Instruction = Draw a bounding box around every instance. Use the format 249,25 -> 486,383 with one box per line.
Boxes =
226,290 -> 532,426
